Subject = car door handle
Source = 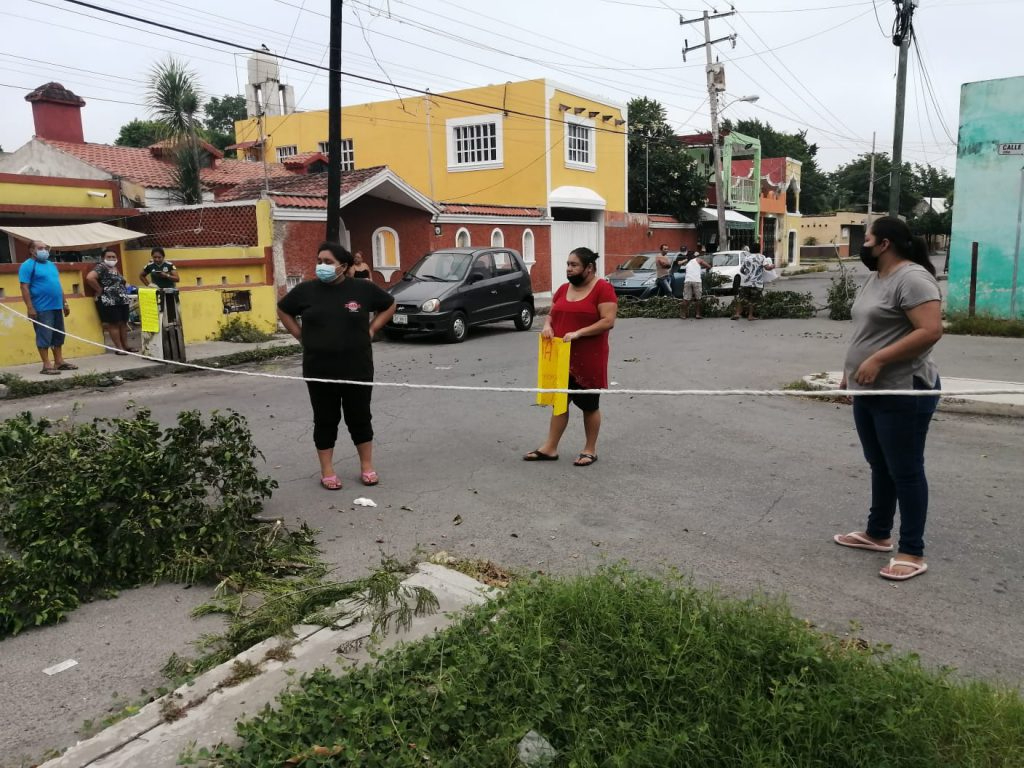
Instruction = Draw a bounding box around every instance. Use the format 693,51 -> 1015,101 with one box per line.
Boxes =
490,289 -> 498,294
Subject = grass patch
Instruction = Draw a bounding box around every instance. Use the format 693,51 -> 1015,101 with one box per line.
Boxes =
945,314 -> 1024,338
783,378 -> 817,391
203,567 -> 1024,767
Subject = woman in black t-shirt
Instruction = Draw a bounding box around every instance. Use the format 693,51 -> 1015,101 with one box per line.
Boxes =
277,242 -> 396,490
350,250 -> 372,279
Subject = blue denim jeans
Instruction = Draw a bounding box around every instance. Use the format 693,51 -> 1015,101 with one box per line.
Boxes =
852,376 -> 940,557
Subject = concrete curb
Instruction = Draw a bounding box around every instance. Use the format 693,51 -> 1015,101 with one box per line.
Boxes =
801,372 -> 1024,419
41,564 -> 495,768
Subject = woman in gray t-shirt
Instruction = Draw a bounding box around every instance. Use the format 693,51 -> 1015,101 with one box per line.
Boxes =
833,216 -> 942,582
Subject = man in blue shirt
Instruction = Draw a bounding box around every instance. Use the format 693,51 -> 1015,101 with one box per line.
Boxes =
18,240 -> 77,375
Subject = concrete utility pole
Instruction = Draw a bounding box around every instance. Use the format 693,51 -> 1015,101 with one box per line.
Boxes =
326,0 -> 343,242
867,131 -> 876,227
889,0 -> 917,217
681,10 -> 737,252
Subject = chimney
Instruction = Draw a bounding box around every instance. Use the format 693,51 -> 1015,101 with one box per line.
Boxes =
25,82 -> 86,143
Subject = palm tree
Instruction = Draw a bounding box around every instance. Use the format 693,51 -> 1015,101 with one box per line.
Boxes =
147,56 -> 204,204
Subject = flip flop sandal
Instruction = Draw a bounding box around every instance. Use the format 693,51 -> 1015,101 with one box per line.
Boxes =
833,531 -> 894,552
57,363 -> 78,370
361,470 -> 379,486
523,450 -> 559,462
39,368 -> 61,375
320,475 -> 343,491
573,453 -> 598,467
879,558 -> 928,581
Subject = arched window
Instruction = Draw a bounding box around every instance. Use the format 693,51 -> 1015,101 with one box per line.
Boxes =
522,229 -> 535,264
490,228 -> 504,247
371,227 -> 401,280
455,227 -> 471,248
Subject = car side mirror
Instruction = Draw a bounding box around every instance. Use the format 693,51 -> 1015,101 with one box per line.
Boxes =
467,272 -> 484,284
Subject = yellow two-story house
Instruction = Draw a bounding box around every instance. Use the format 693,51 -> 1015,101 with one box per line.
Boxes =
234,78 -> 638,291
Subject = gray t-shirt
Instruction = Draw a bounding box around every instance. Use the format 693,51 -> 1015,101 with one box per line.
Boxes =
844,263 -> 941,391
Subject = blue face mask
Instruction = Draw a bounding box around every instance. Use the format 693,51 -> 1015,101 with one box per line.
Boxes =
34,250 -> 50,261
315,264 -> 338,283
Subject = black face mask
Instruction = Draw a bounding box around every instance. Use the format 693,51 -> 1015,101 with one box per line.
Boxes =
859,244 -> 879,271
566,272 -> 587,287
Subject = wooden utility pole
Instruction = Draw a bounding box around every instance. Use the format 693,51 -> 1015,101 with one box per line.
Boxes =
888,0 -> 917,217
681,10 -> 736,252
326,0 -> 343,242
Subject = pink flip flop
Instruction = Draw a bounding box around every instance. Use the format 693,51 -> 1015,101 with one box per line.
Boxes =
361,470 -> 379,486
833,531 -> 893,552
880,558 -> 928,581
320,475 -> 342,491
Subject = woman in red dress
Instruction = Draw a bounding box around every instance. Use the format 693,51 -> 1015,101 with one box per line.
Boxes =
524,246 -> 617,467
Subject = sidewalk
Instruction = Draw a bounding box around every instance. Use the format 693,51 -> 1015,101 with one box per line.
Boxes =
0,337 -> 299,388
802,372 -> 1024,418
41,564 -> 494,768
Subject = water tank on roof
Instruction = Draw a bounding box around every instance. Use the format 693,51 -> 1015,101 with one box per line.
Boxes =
247,53 -> 280,86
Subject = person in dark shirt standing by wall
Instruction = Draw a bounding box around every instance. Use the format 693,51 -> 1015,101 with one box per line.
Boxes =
140,247 -> 180,289
277,242 -> 396,490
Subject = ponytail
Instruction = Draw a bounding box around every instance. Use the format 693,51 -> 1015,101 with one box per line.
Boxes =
870,216 -> 935,276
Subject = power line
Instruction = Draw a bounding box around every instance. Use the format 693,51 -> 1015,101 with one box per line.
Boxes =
911,35 -> 957,146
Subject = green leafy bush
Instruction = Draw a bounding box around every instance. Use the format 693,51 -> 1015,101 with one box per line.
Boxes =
827,267 -> 859,321
217,316 -> 275,343
0,409 -> 304,637
617,290 -> 816,320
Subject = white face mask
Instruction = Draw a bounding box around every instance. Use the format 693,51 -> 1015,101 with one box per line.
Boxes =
104,259 -> 118,268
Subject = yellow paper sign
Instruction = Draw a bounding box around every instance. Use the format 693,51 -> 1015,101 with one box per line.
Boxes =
138,288 -> 160,334
536,335 -> 570,415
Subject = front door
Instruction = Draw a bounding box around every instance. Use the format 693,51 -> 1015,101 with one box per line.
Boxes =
551,221 -> 600,293
762,217 -> 777,260
788,230 -> 797,265
461,252 -> 498,323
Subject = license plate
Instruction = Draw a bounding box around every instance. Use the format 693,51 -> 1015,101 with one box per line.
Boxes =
393,313 -> 408,325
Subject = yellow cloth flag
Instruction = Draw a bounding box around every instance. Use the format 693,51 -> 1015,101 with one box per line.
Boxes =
138,288 -> 160,334
536,335 -> 570,415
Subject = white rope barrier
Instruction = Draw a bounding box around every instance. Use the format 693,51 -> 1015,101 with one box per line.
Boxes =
2,303 -> 1021,398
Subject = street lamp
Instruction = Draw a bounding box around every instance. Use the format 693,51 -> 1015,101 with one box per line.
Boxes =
710,94 -> 759,253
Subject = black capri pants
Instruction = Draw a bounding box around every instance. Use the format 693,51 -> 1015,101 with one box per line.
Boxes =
306,381 -> 373,449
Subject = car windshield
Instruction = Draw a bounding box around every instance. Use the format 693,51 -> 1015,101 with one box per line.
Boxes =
619,255 -> 658,270
407,252 -> 474,281
712,253 -> 740,267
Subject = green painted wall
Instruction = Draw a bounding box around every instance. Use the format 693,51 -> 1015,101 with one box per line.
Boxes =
949,76 -> 1024,319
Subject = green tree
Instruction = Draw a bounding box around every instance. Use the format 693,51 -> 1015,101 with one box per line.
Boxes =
147,56 -> 205,204
829,152 -> 921,218
728,118 -> 832,215
627,97 -> 707,221
114,119 -> 164,148
203,94 -> 247,152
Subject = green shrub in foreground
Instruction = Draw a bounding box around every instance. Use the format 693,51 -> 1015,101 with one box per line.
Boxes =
210,568 -> 1024,767
0,409 -> 315,638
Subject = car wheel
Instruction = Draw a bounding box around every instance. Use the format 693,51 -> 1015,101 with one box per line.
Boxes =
514,302 -> 534,331
732,275 -> 741,294
445,311 -> 468,343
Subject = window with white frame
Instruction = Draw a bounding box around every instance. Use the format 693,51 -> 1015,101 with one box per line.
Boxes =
522,229 -> 535,264
455,228 -> 471,248
276,145 -> 298,161
564,115 -> 595,170
447,114 -> 503,170
372,227 -> 400,270
490,228 -> 504,247
317,139 -> 355,171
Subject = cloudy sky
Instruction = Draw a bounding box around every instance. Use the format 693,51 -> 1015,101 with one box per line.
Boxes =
2,0 -> 1021,172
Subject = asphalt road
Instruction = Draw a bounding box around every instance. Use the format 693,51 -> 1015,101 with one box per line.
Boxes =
1,311 -> 1022,765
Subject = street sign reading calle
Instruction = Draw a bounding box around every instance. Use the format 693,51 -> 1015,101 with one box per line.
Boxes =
998,143 -> 1024,156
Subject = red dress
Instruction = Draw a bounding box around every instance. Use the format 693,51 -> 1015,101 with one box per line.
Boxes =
549,279 -> 617,389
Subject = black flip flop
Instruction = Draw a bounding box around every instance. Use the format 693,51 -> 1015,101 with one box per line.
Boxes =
573,453 -> 598,467
523,450 -> 559,462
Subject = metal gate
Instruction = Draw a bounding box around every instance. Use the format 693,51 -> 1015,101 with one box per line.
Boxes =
550,221 -> 600,293
762,216 -> 777,260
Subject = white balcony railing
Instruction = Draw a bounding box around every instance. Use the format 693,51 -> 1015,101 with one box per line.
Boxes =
730,176 -> 756,205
